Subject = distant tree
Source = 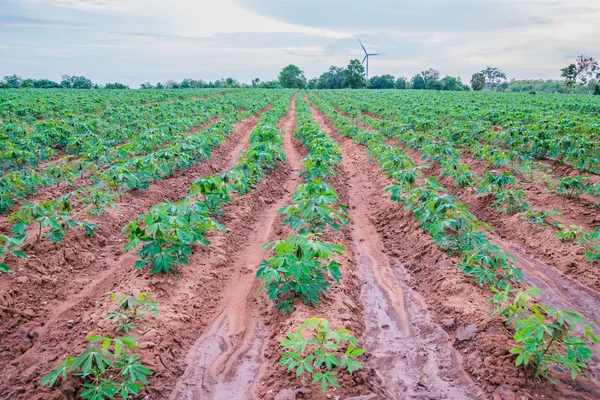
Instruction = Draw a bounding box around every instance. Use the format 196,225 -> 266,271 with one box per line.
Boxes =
425,78 -> 443,90
252,78 -> 261,88
497,81 -> 510,92
316,73 -> 328,89
411,74 -> 426,90
470,73 -> 485,91
440,76 -> 459,91
225,77 -> 240,88
395,77 -> 407,89
307,78 -> 318,89
180,79 -> 191,89
560,64 -> 578,92
343,59 -> 368,89
278,64 -> 307,88
421,68 -> 440,85
164,80 -> 180,89
575,55 -> 599,84
155,82 -> 165,89
594,83 -> 600,95
259,80 -> 281,89
326,66 -> 345,89
480,66 -> 507,90
103,82 -> 129,89
3,74 -> 22,88
33,79 -> 61,89
369,74 -> 395,89
61,75 -> 93,89
19,79 -> 34,88
140,82 -> 154,89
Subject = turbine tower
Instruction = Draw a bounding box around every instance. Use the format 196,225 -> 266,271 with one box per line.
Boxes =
357,38 -> 383,80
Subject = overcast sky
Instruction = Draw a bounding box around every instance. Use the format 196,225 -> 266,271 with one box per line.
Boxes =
1,0 -> 599,87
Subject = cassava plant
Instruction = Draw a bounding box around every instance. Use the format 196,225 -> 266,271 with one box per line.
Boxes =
105,292 -> 159,333
41,336 -> 152,400
280,318 -> 364,393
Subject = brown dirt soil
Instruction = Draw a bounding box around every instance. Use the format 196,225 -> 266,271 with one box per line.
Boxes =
312,101 -> 600,399
0,107 -> 274,398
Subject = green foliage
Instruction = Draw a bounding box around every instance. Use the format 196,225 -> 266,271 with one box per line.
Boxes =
554,224 -> 584,243
0,234 -> 26,273
123,199 -> 223,274
9,198 -> 97,243
281,180 -> 347,234
106,292 -> 159,333
369,74 -> 395,89
523,209 -> 562,228
279,318 -> 364,393
490,285 -> 600,381
555,176 -> 589,199
278,64 -> 307,89
471,73 -> 485,91
343,59 -> 368,89
41,335 -> 151,399
256,235 -> 343,314
411,74 -> 426,90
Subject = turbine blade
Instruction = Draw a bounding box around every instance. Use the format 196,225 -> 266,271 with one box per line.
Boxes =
357,38 -> 367,55
362,55 -> 368,64
368,53 -> 384,56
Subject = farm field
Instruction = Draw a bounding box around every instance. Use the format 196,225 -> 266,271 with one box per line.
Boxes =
1,88 -> 600,400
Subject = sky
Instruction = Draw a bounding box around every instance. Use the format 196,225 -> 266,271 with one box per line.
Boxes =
1,0 -> 600,87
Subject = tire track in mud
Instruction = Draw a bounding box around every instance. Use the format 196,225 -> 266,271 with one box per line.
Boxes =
172,95 -> 301,400
0,107 -> 273,398
311,104 -> 482,399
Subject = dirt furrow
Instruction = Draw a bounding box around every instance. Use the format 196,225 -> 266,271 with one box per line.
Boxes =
0,108 -> 272,398
171,95 -> 301,399
312,104 -> 481,399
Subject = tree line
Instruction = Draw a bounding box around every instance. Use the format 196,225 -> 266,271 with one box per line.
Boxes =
1,55 -> 599,94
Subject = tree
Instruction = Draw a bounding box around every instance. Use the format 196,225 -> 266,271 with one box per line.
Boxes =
426,79 -> 444,90
252,78 -> 261,88
326,66 -> 345,89
278,64 -> 307,88
259,80 -> 281,89
480,66 -> 507,90
470,73 -> 485,91
369,74 -> 395,89
594,84 -> 600,96
421,68 -> 440,84
307,78 -> 318,89
164,80 -> 179,89
19,79 -> 34,88
395,77 -> 407,89
411,74 -> 425,90
60,75 -> 93,89
343,59 -> 368,89
575,55 -> 599,84
155,82 -> 165,89
560,64 -> 578,92
3,75 -> 22,88
103,82 -> 129,89
140,82 -> 154,89
34,79 -> 60,88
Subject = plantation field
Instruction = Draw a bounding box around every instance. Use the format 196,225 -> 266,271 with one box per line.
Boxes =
1,88 -> 600,400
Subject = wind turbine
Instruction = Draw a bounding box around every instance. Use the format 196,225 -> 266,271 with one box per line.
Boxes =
357,38 -> 383,79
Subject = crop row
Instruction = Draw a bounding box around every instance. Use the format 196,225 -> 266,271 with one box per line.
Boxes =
255,95 -> 364,393
122,93 -> 293,274
0,95 -> 282,273
323,90 -> 600,175
310,93 -> 600,382
319,92 -> 600,263
0,92 -> 280,213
